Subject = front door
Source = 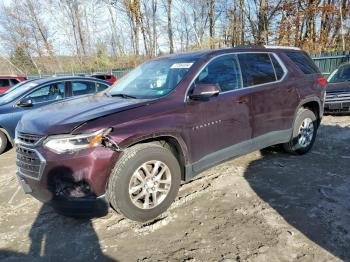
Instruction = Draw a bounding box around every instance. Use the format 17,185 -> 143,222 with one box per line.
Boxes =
184,54 -> 252,172
8,82 -> 67,138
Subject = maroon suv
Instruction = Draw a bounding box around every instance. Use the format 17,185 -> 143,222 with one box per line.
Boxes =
15,46 -> 326,221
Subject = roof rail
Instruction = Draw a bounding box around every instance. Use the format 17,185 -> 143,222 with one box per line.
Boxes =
234,45 -> 266,49
264,45 -> 300,50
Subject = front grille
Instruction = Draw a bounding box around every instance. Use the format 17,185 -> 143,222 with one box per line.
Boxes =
326,90 -> 350,103
16,132 -> 43,145
16,132 -> 46,180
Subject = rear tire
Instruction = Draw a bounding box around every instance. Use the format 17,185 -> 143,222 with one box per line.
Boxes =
283,108 -> 318,155
0,131 -> 8,155
107,143 -> 181,222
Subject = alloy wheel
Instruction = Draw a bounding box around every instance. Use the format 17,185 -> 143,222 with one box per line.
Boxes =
128,160 -> 172,209
298,117 -> 314,148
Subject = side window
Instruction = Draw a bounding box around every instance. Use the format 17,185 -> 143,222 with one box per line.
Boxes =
26,82 -> 65,104
238,53 -> 276,87
195,55 -> 242,92
10,79 -> 19,85
270,54 -> 285,80
71,81 -> 96,96
0,79 -> 10,87
96,82 -> 109,92
285,51 -> 320,74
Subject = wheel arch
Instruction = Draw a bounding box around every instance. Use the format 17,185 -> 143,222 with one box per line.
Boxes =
0,126 -> 14,146
122,134 -> 189,181
296,97 -> 322,127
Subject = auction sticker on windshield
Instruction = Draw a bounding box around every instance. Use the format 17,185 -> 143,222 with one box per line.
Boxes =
171,63 -> 194,69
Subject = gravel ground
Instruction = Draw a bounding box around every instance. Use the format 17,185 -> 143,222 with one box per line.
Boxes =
0,115 -> 350,262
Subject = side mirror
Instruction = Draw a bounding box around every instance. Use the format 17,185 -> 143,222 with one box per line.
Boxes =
17,98 -> 33,107
189,84 -> 220,100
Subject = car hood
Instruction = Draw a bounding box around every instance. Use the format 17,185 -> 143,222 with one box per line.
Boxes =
17,93 -> 152,136
327,82 -> 350,92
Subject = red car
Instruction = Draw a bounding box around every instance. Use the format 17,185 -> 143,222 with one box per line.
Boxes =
91,74 -> 117,84
0,76 -> 27,94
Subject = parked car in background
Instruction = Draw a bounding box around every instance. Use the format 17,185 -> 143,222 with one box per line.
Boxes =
0,79 -> 39,97
0,76 -> 111,154
0,76 -> 27,94
15,46 -> 326,222
91,73 -> 117,84
325,63 -> 350,113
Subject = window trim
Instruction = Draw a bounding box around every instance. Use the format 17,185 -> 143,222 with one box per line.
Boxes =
185,51 -> 288,101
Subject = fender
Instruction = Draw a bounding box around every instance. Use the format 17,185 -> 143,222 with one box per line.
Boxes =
295,96 -> 322,117
113,131 -> 190,165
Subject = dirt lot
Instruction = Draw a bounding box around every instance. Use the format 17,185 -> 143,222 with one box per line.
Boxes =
0,115 -> 350,262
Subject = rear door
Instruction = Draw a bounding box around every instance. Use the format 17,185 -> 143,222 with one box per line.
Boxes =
185,54 -> 252,169
237,52 -> 299,141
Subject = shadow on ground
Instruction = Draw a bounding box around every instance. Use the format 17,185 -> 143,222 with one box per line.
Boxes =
0,204 -> 118,262
244,124 -> 350,261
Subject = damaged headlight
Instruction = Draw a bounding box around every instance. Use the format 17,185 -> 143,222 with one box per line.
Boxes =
43,128 -> 111,154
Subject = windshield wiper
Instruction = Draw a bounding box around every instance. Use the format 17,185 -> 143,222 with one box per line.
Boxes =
110,93 -> 138,99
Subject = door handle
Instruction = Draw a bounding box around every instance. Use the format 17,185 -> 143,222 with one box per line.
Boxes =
287,87 -> 294,93
237,97 -> 249,104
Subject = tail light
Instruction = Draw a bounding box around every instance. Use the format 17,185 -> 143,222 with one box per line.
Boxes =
316,77 -> 327,88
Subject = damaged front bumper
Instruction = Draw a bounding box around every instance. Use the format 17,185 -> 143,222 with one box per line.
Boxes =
16,141 -> 119,217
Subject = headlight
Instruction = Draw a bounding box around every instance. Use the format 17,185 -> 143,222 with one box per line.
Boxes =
43,128 -> 111,154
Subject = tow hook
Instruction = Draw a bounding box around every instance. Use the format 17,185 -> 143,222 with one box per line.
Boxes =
102,136 -> 123,152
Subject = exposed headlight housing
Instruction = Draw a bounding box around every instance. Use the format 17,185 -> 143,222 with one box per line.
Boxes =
43,128 -> 111,154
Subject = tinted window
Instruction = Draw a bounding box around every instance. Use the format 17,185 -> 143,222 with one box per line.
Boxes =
238,53 -> 276,87
195,55 -> 242,92
285,51 -> 320,74
0,79 -> 10,87
270,54 -> 285,80
71,81 -> 96,96
26,82 -> 65,104
96,82 -> 109,92
10,79 -> 19,85
93,75 -> 105,80
328,64 -> 350,83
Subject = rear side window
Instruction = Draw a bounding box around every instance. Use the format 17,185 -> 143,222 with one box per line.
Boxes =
96,82 -> 109,92
238,53 -> 276,87
195,54 -> 242,92
71,81 -> 96,96
285,51 -> 320,74
270,54 -> 285,80
93,75 -> 106,80
10,79 -> 19,85
0,79 -> 10,87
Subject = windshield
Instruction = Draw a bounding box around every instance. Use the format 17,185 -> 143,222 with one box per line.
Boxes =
108,58 -> 198,99
0,81 -> 38,104
328,65 -> 350,83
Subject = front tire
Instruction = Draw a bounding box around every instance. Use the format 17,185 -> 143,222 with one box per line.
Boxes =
0,131 -> 8,155
107,143 -> 181,222
283,108 -> 318,155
